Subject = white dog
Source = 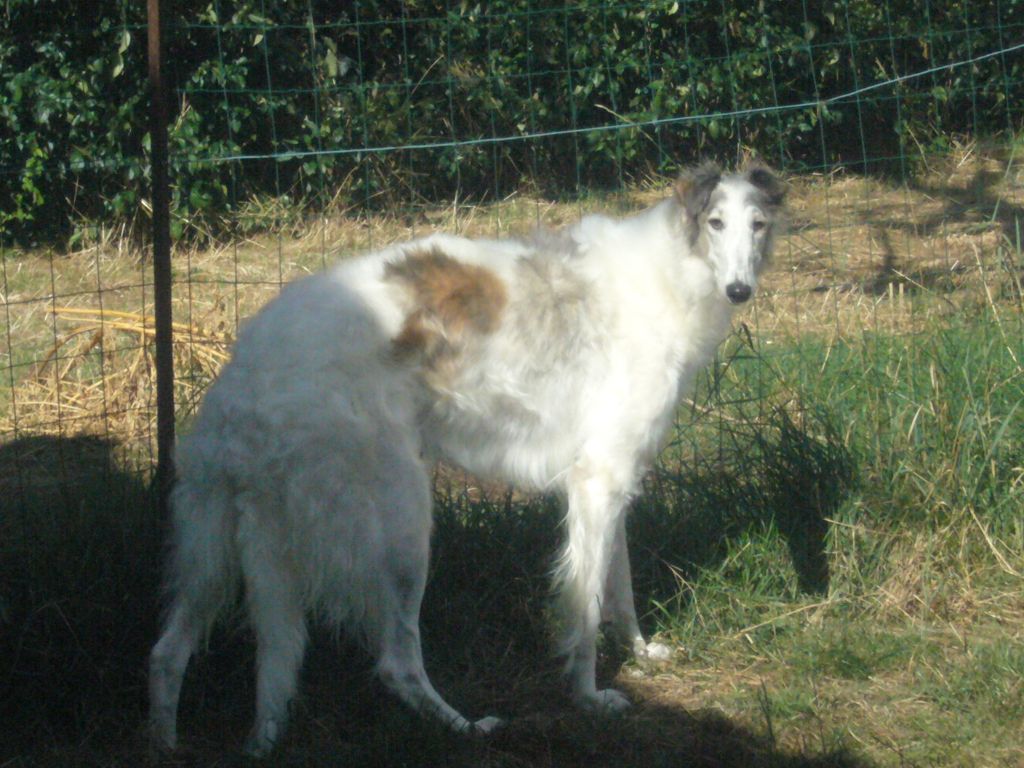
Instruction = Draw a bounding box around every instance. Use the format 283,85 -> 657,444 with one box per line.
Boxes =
149,162 -> 784,754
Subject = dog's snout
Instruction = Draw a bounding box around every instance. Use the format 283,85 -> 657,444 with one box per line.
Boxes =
725,282 -> 752,304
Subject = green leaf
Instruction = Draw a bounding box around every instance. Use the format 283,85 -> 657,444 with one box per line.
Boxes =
324,48 -> 339,79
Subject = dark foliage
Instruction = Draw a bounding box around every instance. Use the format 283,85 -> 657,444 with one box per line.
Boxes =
1,0 -> 1021,243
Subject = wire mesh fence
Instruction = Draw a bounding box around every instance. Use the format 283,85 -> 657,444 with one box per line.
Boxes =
1,0 -> 1022,510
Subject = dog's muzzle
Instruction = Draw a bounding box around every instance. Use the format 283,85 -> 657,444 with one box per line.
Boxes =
725,281 -> 752,304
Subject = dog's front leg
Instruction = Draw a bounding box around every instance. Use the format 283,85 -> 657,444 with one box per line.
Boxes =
602,516 -> 673,662
556,462 -> 632,712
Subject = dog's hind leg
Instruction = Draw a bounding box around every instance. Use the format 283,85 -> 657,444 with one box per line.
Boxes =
240,531 -> 309,757
149,478 -> 237,751
601,517 -> 672,662
149,600 -> 202,750
371,456 -> 503,735
376,595 -> 502,734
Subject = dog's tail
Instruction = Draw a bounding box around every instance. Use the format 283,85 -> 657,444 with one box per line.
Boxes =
162,471 -> 240,638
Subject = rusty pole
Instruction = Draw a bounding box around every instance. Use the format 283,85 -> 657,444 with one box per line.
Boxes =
147,0 -> 175,516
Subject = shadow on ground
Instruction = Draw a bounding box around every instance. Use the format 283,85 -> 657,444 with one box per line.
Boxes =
144,680 -> 875,768
0,421 -> 864,766
628,402 -> 855,612
0,434 -> 160,760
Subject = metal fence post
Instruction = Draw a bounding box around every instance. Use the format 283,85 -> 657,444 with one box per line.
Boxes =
147,0 -> 175,516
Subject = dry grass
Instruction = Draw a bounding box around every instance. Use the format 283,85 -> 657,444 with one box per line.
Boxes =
760,141 -> 1024,340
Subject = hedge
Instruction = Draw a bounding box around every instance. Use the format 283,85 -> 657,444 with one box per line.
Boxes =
1,0 -> 1020,244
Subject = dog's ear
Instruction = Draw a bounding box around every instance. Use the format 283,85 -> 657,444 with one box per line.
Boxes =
743,163 -> 785,209
674,162 -> 721,220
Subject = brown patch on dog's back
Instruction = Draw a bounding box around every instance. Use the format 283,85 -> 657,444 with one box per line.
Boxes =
385,247 -> 507,380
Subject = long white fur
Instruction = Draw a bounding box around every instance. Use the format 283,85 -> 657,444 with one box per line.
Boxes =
148,163 -> 784,755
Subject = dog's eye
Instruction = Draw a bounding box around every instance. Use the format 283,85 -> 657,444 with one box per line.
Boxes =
708,218 -> 724,231
752,220 -> 767,232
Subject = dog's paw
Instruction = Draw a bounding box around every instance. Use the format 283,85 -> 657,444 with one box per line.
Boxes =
630,637 -> 675,664
577,687 -> 631,713
639,641 -> 673,662
146,719 -> 178,758
243,719 -> 281,758
147,714 -> 179,754
472,716 -> 505,735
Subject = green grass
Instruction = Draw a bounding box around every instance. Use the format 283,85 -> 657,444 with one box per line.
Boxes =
637,301 -> 1024,766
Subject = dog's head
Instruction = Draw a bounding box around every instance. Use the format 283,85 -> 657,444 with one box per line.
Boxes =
675,162 -> 785,305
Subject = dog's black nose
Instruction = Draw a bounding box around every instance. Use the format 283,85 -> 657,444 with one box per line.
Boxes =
726,282 -> 752,304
